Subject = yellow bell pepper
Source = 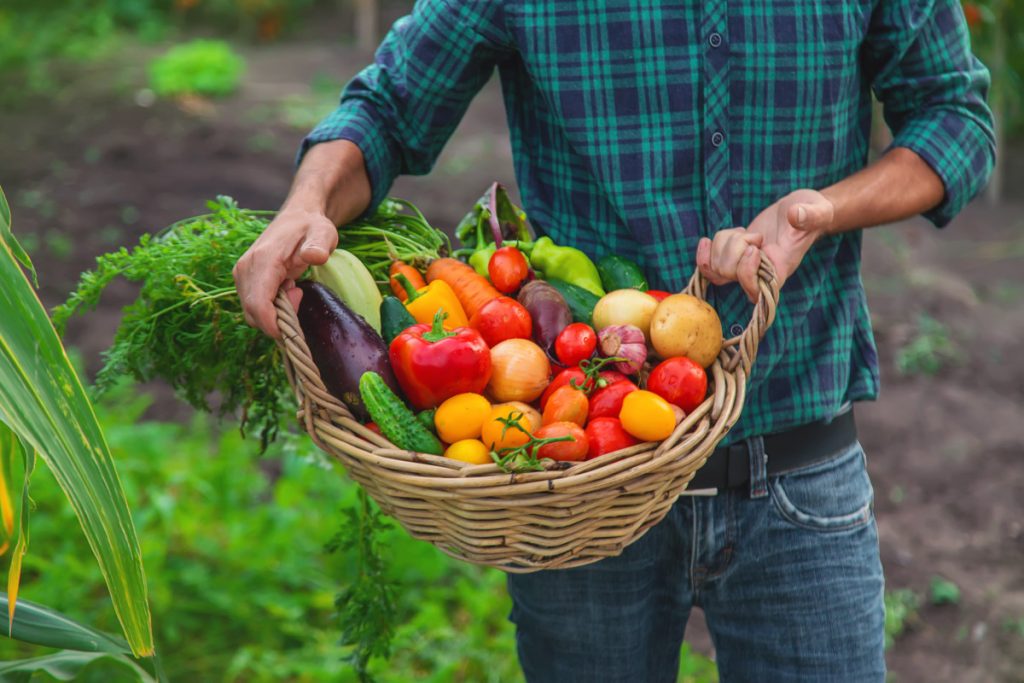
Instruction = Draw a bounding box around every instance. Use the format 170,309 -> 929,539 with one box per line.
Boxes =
394,273 -> 469,330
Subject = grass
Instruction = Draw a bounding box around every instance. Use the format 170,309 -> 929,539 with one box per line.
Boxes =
0,381 -> 718,681
895,314 -> 961,376
885,589 -> 920,650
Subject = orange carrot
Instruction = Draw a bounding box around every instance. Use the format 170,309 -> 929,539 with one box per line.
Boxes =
390,261 -> 426,301
425,258 -> 501,318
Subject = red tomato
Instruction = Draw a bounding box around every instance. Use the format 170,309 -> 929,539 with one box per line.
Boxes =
554,323 -> 597,367
540,367 -> 629,409
541,385 -> 589,426
585,417 -> 639,459
470,296 -> 532,347
646,357 -> 708,415
364,422 -> 382,436
488,246 -> 530,294
588,379 -> 639,419
646,290 -> 672,302
533,422 -> 589,461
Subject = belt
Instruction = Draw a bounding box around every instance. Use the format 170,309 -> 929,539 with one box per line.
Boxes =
688,409 -> 858,492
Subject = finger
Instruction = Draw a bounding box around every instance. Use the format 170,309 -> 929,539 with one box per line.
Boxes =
286,286 -> 303,315
737,245 -> 762,303
296,216 -> 339,267
696,237 -> 712,273
709,233 -> 748,282
247,262 -> 289,339
742,231 -> 765,247
788,201 -> 834,232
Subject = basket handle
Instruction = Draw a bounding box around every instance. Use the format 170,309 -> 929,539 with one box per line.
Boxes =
683,248 -> 780,374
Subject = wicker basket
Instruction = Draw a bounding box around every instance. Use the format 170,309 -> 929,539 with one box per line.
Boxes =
275,255 -> 778,573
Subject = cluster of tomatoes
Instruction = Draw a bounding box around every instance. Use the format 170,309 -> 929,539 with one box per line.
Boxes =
428,318 -> 709,467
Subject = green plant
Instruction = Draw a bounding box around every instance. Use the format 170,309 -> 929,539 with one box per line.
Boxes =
0,184 -> 153,655
148,39 -> 245,98
895,314 -> 961,376
929,576 -> 962,605
884,589 -> 920,650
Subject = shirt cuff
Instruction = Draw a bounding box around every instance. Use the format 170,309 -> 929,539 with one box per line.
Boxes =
297,99 -> 401,218
890,107 -> 996,227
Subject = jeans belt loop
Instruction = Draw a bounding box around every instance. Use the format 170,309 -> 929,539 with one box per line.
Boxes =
746,436 -> 769,499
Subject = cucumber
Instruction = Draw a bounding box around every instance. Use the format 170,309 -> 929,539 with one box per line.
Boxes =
597,255 -> 648,291
416,408 -> 437,434
380,296 -> 417,344
312,249 -> 383,332
545,278 -> 600,326
359,372 -> 444,455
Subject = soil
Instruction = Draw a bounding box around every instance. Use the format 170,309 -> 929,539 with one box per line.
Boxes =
1,31 -> 1022,683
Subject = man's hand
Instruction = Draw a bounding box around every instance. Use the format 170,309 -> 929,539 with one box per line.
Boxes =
696,189 -> 835,302
233,209 -> 339,338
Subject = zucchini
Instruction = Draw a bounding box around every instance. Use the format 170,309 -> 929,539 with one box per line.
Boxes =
380,296 -> 417,344
312,249 -> 383,332
597,255 -> 648,291
545,278 -> 600,326
359,372 -> 444,454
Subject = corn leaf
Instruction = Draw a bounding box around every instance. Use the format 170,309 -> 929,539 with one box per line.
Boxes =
0,185 -> 154,655
0,651 -> 154,683
0,423 -> 34,633
0,593 -> 132,654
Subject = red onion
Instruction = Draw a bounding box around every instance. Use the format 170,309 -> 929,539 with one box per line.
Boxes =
598,324 -> 647,375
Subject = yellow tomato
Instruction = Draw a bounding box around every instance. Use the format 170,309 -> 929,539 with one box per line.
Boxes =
434,393 -> 492,443
445,439 -> 492,465
481,404 -> 536,451
619,390 -> 677,442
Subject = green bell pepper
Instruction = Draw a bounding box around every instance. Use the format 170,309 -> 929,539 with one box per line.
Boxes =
528,237 -> 605,297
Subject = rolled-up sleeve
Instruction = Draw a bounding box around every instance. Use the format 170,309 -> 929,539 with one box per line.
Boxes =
299,0 -> 511,214
865,0 -> 996,227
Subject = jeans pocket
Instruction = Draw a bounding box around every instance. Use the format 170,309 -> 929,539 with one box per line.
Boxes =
767,440 -> 874,532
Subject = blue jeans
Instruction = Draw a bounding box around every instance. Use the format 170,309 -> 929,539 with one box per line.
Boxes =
507,438 -> 885,682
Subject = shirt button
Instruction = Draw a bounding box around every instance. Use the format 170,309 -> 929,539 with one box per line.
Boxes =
709,32 -> 723,48
711,131 -> 725,147
730,323 -> 744,337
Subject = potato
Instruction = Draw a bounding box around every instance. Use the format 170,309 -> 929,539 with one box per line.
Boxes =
649,294 -> 723,367
592,289 -> 659,340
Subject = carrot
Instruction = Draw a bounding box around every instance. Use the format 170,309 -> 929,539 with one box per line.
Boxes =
389,260 -> 426,301
426,258 -> 501,318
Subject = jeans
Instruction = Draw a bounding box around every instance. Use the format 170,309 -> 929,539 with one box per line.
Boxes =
507,438 -> 885,682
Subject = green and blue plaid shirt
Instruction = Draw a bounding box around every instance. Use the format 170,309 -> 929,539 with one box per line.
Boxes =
303,0 -> 994,444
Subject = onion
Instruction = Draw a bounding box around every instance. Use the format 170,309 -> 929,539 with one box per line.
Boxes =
598,324 -> 648,375
487,339 -> 551,402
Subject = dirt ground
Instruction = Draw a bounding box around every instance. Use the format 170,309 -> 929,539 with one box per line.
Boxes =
1,32 -> 1022,683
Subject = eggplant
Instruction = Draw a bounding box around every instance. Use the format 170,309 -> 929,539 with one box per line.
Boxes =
517,280 -> 572,358
295,280 -> 400,421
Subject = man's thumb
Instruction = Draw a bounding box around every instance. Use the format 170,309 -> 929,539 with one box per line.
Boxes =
789,202 -> 833,232
298,219 -> 338,265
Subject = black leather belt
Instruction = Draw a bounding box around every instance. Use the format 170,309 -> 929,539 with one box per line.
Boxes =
688,409 -> 858,491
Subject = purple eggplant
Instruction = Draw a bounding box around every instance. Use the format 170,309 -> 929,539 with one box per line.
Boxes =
295,281 -> 400,421
517,280 -> 572,358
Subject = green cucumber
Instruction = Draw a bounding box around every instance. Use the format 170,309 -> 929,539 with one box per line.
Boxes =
597,255 -> 648,291
545,278 -> 600,326
380,296 -> 417,344
416,408 -> 437,434
359,372 -> 443,455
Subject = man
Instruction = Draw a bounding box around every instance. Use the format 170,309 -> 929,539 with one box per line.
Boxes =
234,1 -> 994,680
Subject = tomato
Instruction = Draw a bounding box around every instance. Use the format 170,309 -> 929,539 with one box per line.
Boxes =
619,390 -> 677,441
541,385 -> 589,427
434,393 -> 492,443
646,356 -> 708,415
445,439 -> 492,465
585,417 -> 639,459
488,246 -> 530,294
470,296 -> 532,347
541,367 -> 629,409
588,379 -> 638,419
554,323 -> 597,367
481,403 -> 537,450
364,422 -> 382,436
533,422 -> 589,461
646,290 -> 672,302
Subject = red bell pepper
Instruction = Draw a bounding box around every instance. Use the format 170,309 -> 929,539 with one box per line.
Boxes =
585,417 -> 639,459
389,311 -> 492,410
588,379 -> 639,419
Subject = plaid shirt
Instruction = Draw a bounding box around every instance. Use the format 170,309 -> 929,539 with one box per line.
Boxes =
303,0 -> 994,444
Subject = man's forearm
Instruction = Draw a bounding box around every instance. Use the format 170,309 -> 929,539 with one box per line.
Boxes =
820,147 -> 945,235
281,139 -> 372,225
